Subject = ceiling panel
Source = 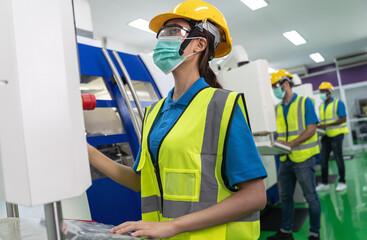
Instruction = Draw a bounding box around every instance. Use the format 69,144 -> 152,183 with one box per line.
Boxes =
88,0 -> 367,70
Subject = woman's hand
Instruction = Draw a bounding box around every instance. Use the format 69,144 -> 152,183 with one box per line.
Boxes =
110,220 -> 179,238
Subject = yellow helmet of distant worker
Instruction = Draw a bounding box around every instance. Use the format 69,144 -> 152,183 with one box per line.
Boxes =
318,82 -> 334,92
270,69 -> 293,85
149,0 -> 232,58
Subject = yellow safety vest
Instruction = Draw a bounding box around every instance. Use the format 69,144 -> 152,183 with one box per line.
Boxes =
320,99 -> 349,137
137,87 -> 259,240
276,95 -> 320,163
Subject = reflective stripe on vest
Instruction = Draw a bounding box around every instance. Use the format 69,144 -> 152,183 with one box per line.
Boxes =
320,99 -> 349,137
138,87 -> 260,239
276,96 -> 320,163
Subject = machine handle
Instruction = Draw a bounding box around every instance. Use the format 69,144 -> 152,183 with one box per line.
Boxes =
101,48 -> 142,144
112,50 -> 145,121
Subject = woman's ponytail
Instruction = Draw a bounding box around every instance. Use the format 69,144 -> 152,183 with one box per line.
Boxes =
198,30 -> 223,89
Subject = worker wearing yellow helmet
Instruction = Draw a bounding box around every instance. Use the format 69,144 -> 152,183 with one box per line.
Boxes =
316,82 -> 349,192
88,0 -> 267,239
268,70 -> 321,240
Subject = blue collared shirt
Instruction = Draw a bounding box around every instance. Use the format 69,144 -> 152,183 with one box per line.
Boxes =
281,93 -> 319,126
133,78 -> 267,189
323,98 -> 346,117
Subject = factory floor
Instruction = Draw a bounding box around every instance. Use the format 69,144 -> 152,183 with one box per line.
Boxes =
260,151 -> 367,240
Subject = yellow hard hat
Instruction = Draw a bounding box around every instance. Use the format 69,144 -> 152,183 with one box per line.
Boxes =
271,69 -> 293,85
149,0 -> 232,58
318,82 -> 334,92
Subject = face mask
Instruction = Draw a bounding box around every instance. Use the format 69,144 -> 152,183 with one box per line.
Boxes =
273,86 -> 285,99
153,36 -> 199,74
320,93 -> 328,101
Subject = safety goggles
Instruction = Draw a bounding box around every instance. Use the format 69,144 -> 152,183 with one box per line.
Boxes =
156,24 -> 191,39
272,82 -> 283,89
272,77 -> 292,89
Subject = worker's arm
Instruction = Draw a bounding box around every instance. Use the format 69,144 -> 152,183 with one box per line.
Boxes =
110,178 -> 266,238
318,116 -> 346,130
87,144 -> 141,192
277,123 -> 317,147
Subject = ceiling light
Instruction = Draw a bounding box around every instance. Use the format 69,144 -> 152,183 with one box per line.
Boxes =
282,30 -> 307,46
240,0 -> 268,11
128,18 -> 154,34
309,53 -> 325,63
268,67 -> 276,73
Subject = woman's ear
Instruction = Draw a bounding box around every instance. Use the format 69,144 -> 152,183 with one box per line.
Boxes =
195,37 -> 207,52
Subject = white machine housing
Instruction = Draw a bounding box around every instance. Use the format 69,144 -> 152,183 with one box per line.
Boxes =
218,59 -> 276,134
0,0 -> 91,206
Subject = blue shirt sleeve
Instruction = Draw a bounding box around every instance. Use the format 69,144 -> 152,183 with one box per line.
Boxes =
225,104 -> 267,190
132,147 -> 141,174
337,100 -> 347,117
305,98 -> 319,126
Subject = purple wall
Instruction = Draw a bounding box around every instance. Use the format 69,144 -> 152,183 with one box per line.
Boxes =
301,63 -> 367,91
340,64 -> 367,85
308,63 -> 335,74
302,71 -> 338,91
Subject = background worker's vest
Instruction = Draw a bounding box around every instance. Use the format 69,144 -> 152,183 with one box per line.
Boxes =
320,99 -> 349,137
137,87 -> 259,240
276,96 -> 320,163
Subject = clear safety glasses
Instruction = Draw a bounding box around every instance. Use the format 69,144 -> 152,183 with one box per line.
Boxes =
272,82 -> 283,89
156,24 -> 191,39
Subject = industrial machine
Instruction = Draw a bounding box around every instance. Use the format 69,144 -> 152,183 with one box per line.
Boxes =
78,39 -> 167,225
0,0 -> 173,238
0,0 -> 91,239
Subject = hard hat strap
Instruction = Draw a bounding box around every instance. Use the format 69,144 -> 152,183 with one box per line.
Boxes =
179,26 -> 201,56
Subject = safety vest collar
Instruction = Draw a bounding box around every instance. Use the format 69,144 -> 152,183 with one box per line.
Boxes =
281,93 -> 298,107
276,95 -> 305,136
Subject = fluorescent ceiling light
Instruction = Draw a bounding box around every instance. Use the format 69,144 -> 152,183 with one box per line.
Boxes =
309,53 -> 325,63
268,67 -> 276,73
282,30 -> 307,45
128,18 -> 154,34
240,0 -> 268,11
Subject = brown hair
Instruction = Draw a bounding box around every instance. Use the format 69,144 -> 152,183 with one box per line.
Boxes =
197,30 -> 223,89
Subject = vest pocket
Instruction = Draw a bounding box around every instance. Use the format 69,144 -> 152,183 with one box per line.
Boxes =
162,168 -> 200,201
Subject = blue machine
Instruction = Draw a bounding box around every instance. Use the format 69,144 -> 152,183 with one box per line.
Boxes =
78,43 -> 162,225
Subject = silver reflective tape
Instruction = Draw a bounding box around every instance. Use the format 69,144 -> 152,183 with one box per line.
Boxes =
235,211 -> 260,222
332,100 -> 337,119
277,133 -> 287,138
297,97 -> 305,131
161,199 -> 260,222
200,89 -> 230,202
162,199 -> 216,219
278,130 -> 304,138
141,195 -> 161,214
323,118 -> 338,122
292,141 -> 319,151
327,125 -> 346,130
147,101 -> 159,117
